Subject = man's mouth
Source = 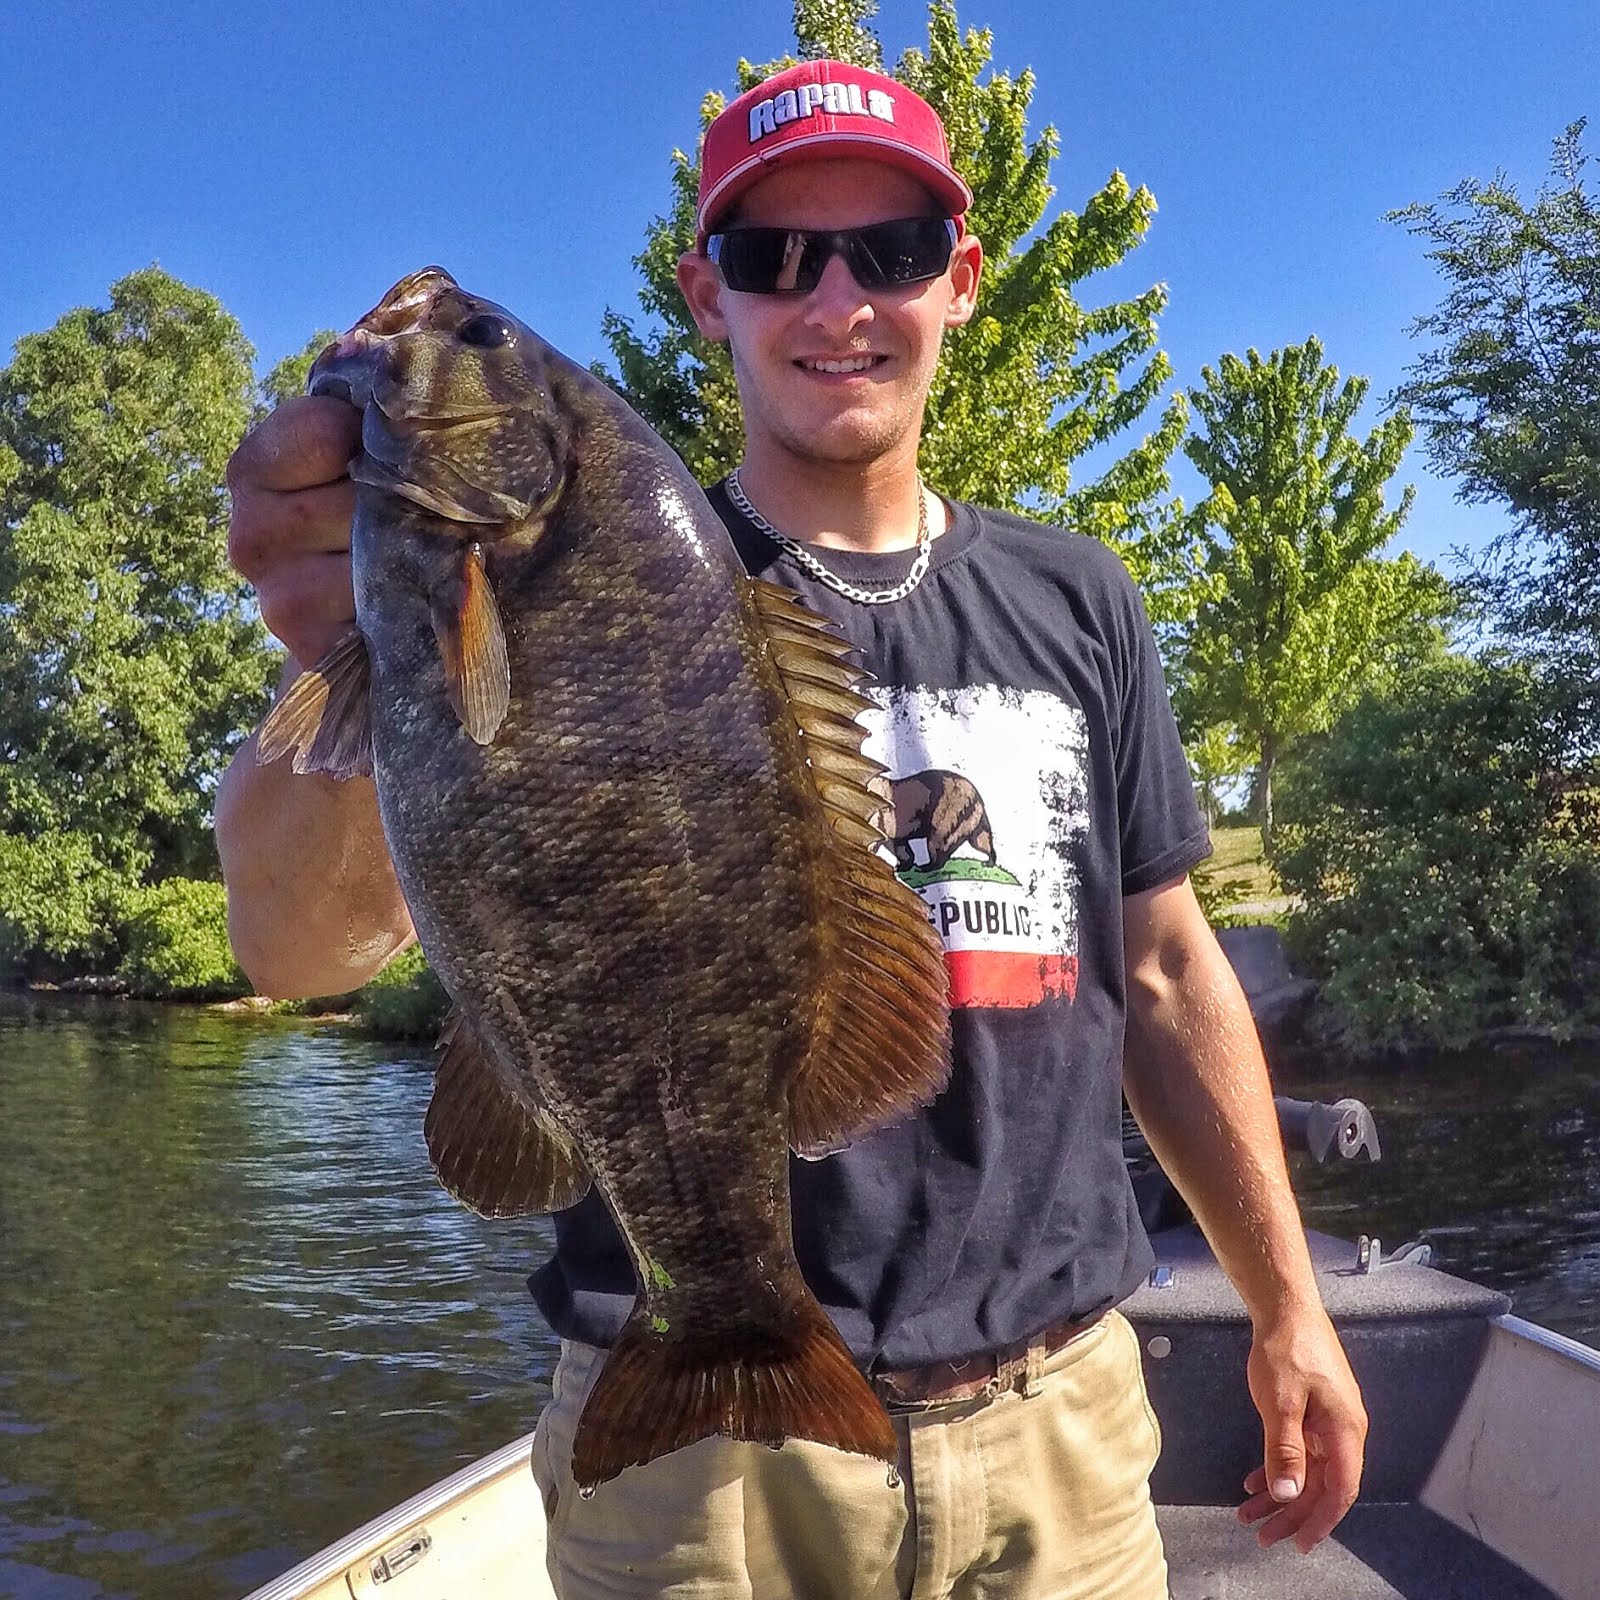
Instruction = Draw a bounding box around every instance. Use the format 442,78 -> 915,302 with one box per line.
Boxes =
796,355 -> 885,375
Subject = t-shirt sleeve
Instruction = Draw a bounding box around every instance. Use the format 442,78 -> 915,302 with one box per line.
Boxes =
1108,572 -> 1212,895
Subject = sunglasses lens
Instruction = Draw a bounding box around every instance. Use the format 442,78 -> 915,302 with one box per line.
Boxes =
851,218 -> 956,286
711,229 -> 795,293
711,218 -> 956,294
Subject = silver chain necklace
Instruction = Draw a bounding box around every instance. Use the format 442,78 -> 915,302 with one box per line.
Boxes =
726,469 -> 932,605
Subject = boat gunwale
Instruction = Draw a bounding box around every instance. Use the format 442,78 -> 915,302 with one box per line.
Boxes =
1494,1311 -> 1600,1372
238,1430 -> 539,1600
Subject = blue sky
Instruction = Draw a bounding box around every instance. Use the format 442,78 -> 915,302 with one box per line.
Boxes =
5,0 -> 1595,573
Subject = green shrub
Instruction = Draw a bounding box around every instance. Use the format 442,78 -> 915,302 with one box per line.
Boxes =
0,832 -> 124,973
1275,654 -> 1600,1055
1190,866 -> 1256,929
116,878 -> 251,1000
352,943 -> 449,1039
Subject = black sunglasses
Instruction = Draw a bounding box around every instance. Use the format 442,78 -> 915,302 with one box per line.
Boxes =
706,216 -> 959,295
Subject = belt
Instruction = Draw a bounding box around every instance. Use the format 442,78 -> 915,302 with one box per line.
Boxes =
870,1311 -> 1106,1411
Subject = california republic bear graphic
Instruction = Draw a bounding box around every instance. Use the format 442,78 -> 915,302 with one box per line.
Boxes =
863,684 -> 1089,1010
886,769 -> 997,873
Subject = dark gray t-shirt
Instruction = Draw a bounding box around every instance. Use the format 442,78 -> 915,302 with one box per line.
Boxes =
529,487 -> 1211,1369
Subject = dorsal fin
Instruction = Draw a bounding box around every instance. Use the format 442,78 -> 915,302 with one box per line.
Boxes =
748,580 -> 951,1154
424,1008 -> 592,1217
256,629 -> 374,780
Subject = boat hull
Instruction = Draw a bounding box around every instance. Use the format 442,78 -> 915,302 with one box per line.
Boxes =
240,1233 -> 1599,1600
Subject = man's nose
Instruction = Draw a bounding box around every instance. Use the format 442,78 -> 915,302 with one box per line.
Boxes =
802,251 -> 875,332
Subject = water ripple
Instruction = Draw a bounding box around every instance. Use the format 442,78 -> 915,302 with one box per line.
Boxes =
4,998 -> 1598,1600
0,999 -> 556,1600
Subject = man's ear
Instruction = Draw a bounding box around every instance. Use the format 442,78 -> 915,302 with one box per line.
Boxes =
943,234 -> 983,330
677,252 -> 729,342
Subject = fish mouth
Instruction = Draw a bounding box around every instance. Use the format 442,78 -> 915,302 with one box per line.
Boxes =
308,267 -> 517,425
309,269 -> 461,404
308,325 -> 384,407
308,265 -> 549,526
308,368 -> 358,405
312,268 -> 459,371
359,266 -> 460,335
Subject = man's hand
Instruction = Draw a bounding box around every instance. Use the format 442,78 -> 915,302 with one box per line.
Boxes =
228,394 -> 361,667
1238,1305 -> 1367,1552
217,393 -> 415,999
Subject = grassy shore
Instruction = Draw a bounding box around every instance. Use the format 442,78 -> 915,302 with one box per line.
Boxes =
1198,824 -> 1291,919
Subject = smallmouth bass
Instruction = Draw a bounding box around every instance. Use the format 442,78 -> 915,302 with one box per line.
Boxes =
256,267 -> 949,1488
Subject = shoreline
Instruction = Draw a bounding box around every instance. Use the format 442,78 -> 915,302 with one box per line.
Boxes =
0,979 -> 355,1026
6,967 -> 1600,1062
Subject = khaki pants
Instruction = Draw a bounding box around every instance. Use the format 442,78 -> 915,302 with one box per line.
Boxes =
531,1309 -> 1168,1599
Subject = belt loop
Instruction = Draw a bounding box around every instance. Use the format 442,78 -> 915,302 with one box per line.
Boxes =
1022,1338 -> 1046,1398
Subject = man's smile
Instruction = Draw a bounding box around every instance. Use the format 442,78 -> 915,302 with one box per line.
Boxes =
795,354 -> 888,375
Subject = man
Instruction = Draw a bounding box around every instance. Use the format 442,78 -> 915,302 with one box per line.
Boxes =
218,59 -> 1365,1599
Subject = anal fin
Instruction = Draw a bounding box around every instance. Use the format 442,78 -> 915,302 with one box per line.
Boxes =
256,629 -> 373,779
431,543 -> 510,745
424,1007 -> 591,1217
746,580 -> 952,1156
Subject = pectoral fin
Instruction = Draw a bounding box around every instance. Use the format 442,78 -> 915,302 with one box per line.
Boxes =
431,544 -> 510,744
424,1008 -> 592,1217
256,629 -> 374,780
747,580 -> 952,1156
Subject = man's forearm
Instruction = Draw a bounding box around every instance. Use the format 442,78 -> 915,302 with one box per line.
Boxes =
1121,901 -> 1320,1322
1122,879 -> 1368,1543
215,693 -> 415,999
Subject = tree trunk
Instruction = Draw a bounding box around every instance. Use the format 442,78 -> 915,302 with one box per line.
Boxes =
1255,734 -> 1280,861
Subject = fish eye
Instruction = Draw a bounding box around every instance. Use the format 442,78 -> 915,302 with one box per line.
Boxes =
457,313 -> 516,349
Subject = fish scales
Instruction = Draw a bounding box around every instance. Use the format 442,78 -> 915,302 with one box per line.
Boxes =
257,267 -> 950,1487
373,469 -> 813,1311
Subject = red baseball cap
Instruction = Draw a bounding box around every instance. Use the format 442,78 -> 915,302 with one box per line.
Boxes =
696,60 -> 973,246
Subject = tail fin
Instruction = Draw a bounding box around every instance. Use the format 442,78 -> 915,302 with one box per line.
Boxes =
570,1299 -> 895,1489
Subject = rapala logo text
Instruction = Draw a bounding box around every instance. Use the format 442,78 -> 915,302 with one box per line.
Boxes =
749,81 -> 896,142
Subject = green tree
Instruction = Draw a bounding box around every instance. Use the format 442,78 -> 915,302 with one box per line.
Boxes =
601,0 -> 1190,600
1186,721 -> 1252,831
1391,120 -> 1600,709
0,268 -> 277,971
1177,337 -> 1456,851
1275,654 -> 1600,1055
258,331 -> 338,419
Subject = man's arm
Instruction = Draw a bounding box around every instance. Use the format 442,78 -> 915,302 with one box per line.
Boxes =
1120,872 -> 1367,1554
216,396 -> 416,999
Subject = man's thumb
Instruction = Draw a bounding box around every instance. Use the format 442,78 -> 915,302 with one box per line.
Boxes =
1268,1421 -> 1306,1502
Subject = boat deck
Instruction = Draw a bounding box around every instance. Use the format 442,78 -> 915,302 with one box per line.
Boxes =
1134,1227 -> 1574,1596
1158,1503 -> 1561,1599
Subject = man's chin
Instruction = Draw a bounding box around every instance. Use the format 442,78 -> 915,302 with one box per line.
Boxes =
772,418 -> 913,468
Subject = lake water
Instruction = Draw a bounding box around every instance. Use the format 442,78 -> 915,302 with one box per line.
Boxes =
1,994 -> 1597,1599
